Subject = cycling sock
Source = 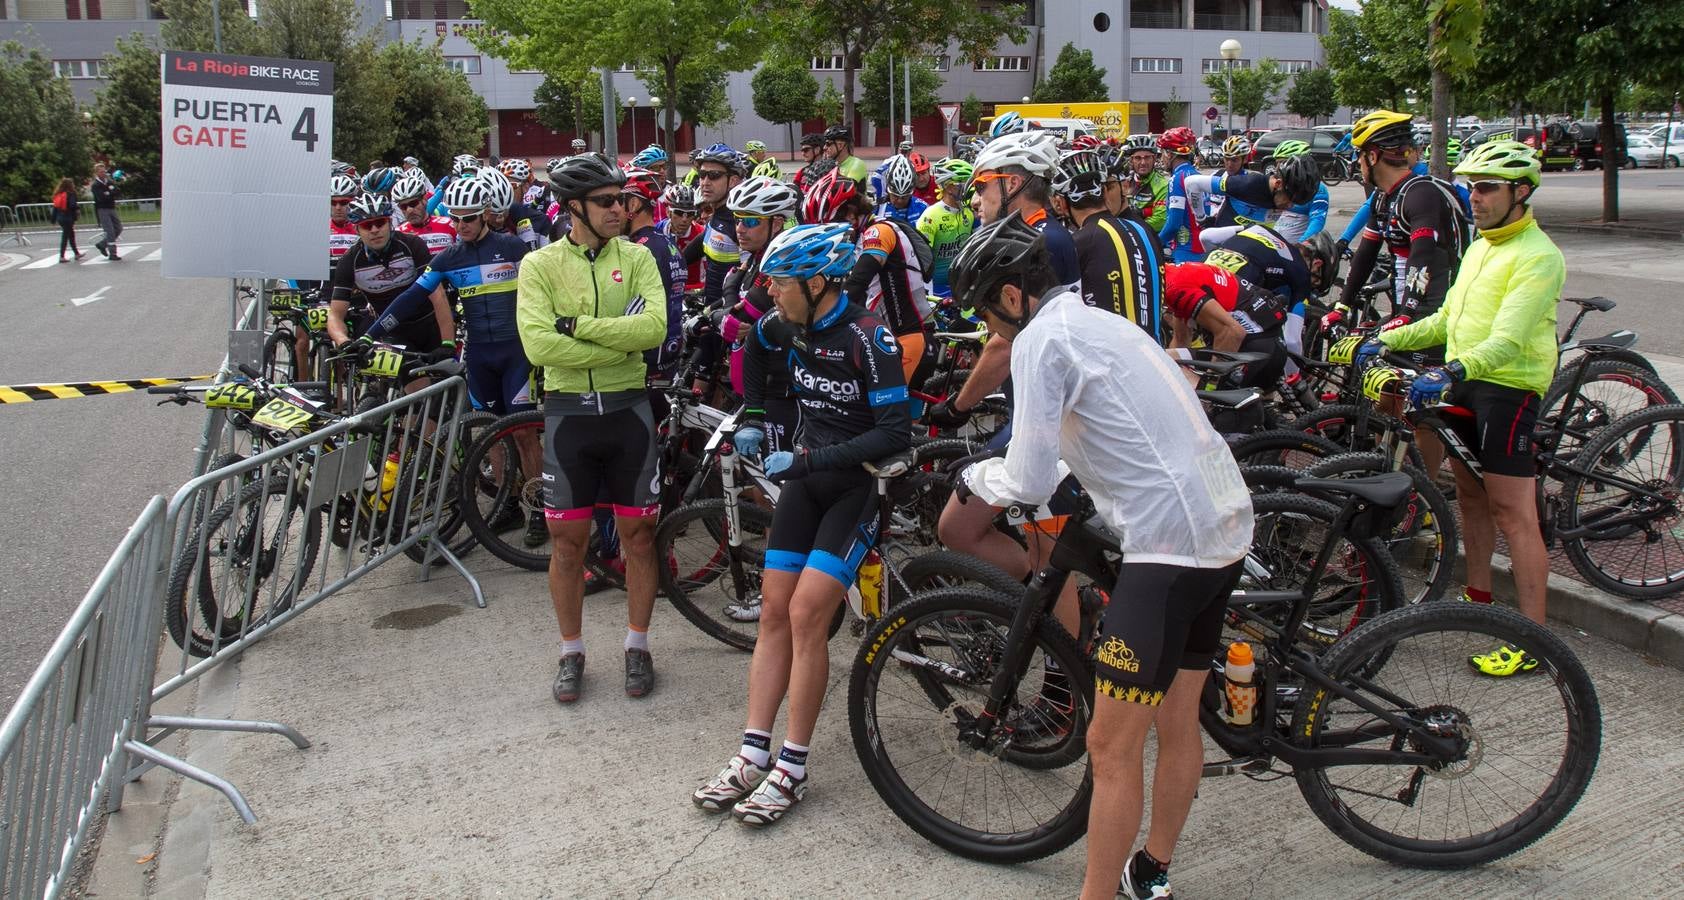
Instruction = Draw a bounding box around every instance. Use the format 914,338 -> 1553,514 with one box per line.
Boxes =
776,741 -> 810,780
561,636 -> 585,657
740,730 -> 773,768
1465,587 -> 1493,604
1132,848 -> 1169,882
624,625 -> 648,652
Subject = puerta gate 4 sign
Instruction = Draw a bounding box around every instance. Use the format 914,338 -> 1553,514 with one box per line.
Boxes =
162,51 -> 334,280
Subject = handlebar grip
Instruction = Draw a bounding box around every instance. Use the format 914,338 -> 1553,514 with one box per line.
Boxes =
237,363 -> 263,380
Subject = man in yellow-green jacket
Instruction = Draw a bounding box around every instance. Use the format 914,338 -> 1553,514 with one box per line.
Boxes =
518,153 -> 668,704
1357,140 -> 1564,677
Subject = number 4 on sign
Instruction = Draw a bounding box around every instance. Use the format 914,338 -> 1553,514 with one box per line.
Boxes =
292,107 -> 318,152
72,285 -> 111,307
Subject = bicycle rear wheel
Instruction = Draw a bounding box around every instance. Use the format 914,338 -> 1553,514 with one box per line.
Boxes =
456,410 -> 548,571
1304,452 -> 1458,605
848,588 -> 1092,864
1228,428 -> 1347,469
1541,358 -> 1680,462
1291,602 -> 1601,868
1560,403 -> 1684,598
656,498 -> 775,652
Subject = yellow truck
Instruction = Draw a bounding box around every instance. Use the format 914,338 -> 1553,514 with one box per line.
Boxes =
982,102 -> 1133,142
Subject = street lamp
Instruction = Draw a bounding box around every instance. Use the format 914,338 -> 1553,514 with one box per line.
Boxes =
1220,39 -> 1242,136
627,97 -> 638,157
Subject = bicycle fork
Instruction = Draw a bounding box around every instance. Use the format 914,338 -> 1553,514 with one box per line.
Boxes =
956,567 -> 1072,753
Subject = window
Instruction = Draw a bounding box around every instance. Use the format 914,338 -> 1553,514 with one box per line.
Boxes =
52,59 -> 104,79
389,0 -> 472,18
1278,60 -> 1313,75
445,56 -> 481,75
926,55 -> 949,72
1093,12 -> 1111,31
1202,58 -> 1251,74
975,56 -> 1030,72
1131,57 -> 1182,74
810,54 -> 844,71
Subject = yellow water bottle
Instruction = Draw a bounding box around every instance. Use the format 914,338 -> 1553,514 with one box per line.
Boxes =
857,552 -> 885,618
375,452 -> 401,512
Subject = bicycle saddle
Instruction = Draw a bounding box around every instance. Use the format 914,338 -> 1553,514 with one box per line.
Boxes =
1197,389 -> 1260,409
1566,296 -> 1615,312
1572,331 -> 1638,353
863,452 -> 915,479
1293,472 -> 1413,509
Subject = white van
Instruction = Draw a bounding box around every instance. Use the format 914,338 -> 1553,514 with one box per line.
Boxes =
1024,117 -> 1099,143
1644,123 -> 1684,148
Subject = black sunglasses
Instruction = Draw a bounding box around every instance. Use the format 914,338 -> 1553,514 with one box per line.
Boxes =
396,198 -> 425,210
696,170 -> 730,181
581,193 -> 628,209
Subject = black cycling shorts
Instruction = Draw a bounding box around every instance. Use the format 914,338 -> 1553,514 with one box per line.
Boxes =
1440,379 -> 1539,478
466,338 -> 534,415
765,469 -> 878,588
1094,560 -> 1244,706
763,396 -> 802,456
543,401 -> 661,520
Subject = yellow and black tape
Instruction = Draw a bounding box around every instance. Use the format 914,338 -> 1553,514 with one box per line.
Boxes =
0,375 -> 216,405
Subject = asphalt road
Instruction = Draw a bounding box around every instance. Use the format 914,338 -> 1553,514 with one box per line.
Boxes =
1,169 -> 1682,711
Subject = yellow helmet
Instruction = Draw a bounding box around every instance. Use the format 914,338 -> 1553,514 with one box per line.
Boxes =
1350,110 -> 1415,150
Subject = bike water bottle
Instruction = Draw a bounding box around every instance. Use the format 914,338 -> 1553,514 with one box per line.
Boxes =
1224,642 -> 1258,726
856,552 -> 885,618
376,452 -> 401,512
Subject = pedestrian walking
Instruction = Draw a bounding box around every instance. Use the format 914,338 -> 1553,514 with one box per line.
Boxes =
51,177 -> 85,263
90,163 -> 122,261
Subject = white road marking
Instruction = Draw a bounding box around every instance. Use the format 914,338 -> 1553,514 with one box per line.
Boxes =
141,247 -> 163,262
71,285 -> 112,307
0,252 -> 27,272
21,254 -> 62,270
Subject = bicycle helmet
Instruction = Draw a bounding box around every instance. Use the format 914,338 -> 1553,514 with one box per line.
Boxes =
545,152 -> 626,203
661,182 -> 699,213
727,175 -> 800,218
949,212 -> 1048,328
1222,135 -> 1252,158
1273,153 -> 1321,205
972,130 -> 1062,178
1454,139 -> 1542,186
932,157 -> 974,187
361,166 -> 398,195
744,140 -> 768,153
391,172 -> 432,203
1070,135 -> 1102,151
761,222 -> 856,280
570,138 -> 588,153
402,155 -> 419,166
990,111 -> 1029,138
500,158 -> 532,183
475,169 -> 516,214
1299,232 -> 1339,293
331,159 -> 358,178
694,142 -> 748,175
1350,110 -> 1415,150
800,132 -> 824,149
882,155 -> 917,197
441,175 -> 491,216
1272,139 -> 1311,160
622,166 -> 663,204
630,144 -> 667,168
1125,133 -> 1159,156
346,193 -> 394,225
822,125 -> 852,146
802,167 -> 863,224
1157,126 -> 1198,156
752,157 -> 782,179
1441,136 -> 1463,166
908,151 -> 931,175
1051,150 -> 1107,204
896,139 -> 913,153
330,174 -> 360,199
451,154 -> 479,176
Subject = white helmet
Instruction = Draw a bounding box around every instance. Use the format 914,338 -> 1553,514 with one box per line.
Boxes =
475,169 -> 516,214
391,172 -> 432,203
726,176 -> 800,218
882,155 -> 916,197
451,154 -> 479,176
330,174 -> 360,198
972,131 -> 1062,179
441,176 -> 491,216
500,158 -> 532,182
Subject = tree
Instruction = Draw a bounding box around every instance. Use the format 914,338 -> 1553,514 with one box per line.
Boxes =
645,63 -> 732,132
0,42 -> 91,207
378,39 -> 489,175
1321,3 -> 1423,111
1202,59 -> 1290,129
752,58 -> 820,158
254,0 -> 391,168
1426,0 -> 1485,179
159,0 -> 266,55
91,35 -> 163,198
859,48 -> 943,127
1031,42 -> 1108,103
534,72 -> 595,140
815,79 -> 844,126
1285,67 -> 1337,125
959,92 -> 984,133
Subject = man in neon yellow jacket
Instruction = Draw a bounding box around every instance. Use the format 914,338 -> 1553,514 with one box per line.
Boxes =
1361,140 -> 1564,678
518,153 -> 669,704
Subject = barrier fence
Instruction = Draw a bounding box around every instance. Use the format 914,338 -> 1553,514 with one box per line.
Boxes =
2,199 -> 164,245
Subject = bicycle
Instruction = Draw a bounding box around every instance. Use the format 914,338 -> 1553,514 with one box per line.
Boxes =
848,471 -> 1601,867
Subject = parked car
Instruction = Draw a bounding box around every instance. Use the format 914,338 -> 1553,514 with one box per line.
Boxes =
1250,127 -> 1342,169
1643,123 -> 1684,148
1466,124 -> 1578,171
1624,134 -> 1681,168
951,133 -> 986,161
1568,121 -> 1627,170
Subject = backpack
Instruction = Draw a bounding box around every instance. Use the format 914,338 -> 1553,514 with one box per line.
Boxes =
52,191 -> 70,213
877,216 -> 935,277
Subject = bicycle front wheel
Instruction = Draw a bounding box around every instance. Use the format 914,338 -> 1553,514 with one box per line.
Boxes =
656,498 -> 775,652
456,410 -> 549,571
1291,602 -> 1601,868
1560,403 -> 1684,598
848,588 -> 1092,864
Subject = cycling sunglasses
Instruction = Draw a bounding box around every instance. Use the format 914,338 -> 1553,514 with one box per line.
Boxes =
354,218 -> 391,230
449,212 -> 483,224
1468,180 -> 1517,195
581,193 -> 628,209
735,215 -> 767,229
696,169 -> 731,182
396,198 -> 426,211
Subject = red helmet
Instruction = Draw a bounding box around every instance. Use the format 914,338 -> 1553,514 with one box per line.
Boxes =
1158,126 -> 1198,155
907,151 -> 931,174
1071,135 -> 1102,151
801,168 -> 860,224
621,166 -> 662,203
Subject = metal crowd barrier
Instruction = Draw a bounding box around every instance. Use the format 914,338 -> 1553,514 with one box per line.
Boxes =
11,198 -> 163,233
0,205 -> 26,248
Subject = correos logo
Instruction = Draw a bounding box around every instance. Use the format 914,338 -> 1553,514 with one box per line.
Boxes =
792,365 -> 859,398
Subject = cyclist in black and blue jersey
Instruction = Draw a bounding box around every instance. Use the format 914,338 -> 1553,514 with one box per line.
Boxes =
681,144 -> 747,309
1180,152 -> 1321,233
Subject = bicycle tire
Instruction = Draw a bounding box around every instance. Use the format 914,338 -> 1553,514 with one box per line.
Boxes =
456,410 -> 549,571
1291,602 -> 1601,868
893,549 -> 1026,598
1559,403 -> 1684,598
1540,358 -> 1680,462
1322,158 -> 1346,187
1241,463 -> 1308,493
848,587 -> 1093,863
262,328 -> 298,383
657,498 -> 778,652
1304,452 -> 1459,605
1228,428 -> 1348,469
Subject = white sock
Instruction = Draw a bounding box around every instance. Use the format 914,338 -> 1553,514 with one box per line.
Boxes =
561,637 -> 585,657
776,741 -> 810,780
624,626 -> 649,652
740,729 -> 773,768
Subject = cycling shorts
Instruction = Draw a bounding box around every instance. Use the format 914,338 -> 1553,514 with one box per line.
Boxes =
1094,560 -> 1244,706
542,400 -> 661,520
765,469 -> 878,589
1440,380 -> 1539,478
465,339 -> 534,415
763,396 -> 802,456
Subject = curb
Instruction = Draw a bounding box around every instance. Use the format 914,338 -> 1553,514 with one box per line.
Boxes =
1479,552 -> 1684,668
1537,220 -> 1684,242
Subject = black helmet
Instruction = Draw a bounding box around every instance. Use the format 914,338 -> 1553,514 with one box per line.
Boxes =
1274,153 -> 1321,206
1300,232 -> 1339,294
548,152 -> 627,202
800,132 -> 824,148
822,125 -> 851,145
1052,150 -> 1107,204
949,212 -> 1049,327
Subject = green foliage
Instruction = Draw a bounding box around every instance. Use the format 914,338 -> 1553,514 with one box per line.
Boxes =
533,73 -> 595,137
1321,3 -> 1422,110
1030,43 -> 1108,104
959,92 -> 984,133
1427,0 -> 1485,74
1285,67 -> 1337,122
1201,59 -> 1290,128
645,64 -> 732,129
91,35 -> 163,198
858,48 -> 943,124
377,39 -> 489,174
159,0 -> 266,55
752,57 -> 820,127
0,41 -> 91,207
816,79 -> 844,125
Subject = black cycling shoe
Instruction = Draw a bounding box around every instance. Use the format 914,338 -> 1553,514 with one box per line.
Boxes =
1120,851 -> 1173,899
624,649 -> 655,698
553,653 -> 585,703
522,510 -> 548,548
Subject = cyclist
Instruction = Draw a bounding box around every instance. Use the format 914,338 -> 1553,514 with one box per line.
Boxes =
1163,261 -> 1290,388
721,176 -> 803,452
692,222 -> 910,826
630,143 -> 667,172
820,125 -> 872,188
744,140 -> 782,180
483,165 -> 550,250
623,167 -> 688,391
328,193 -> 454,369
1263,140 -> 1329,242
681,144 -> 748,309
516,152 -> 669,703
569,138 -> 587,155
329,174 -> 361,274
393,172 -> 456,257
1182,153 -> 1322,240
949,211 -> 1252,900
1122,134 -> 1168,232
873,155 -> 929,226
916,157 -> 977,301
1219,134 -> 1251,177
399,154 -> 428,183
989,110 -> 1031,138
909,152 -> 938,205
361,166 -> 399,198
427,154 -> 480,217
1334,128 -> 1354,163
1357,140 -> 1563,676
1155,126 -> 1205,262
658,183 -> 705,293
1052,149 -> 1165,342
791,133 -> 826,195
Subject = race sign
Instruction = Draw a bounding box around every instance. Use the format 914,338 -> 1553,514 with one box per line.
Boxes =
162,51 -> 334,280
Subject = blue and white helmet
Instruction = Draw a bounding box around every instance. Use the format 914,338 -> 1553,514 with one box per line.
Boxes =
761,223 -> 856,280
631,144 -> 668,168
990,111 -> 1030,139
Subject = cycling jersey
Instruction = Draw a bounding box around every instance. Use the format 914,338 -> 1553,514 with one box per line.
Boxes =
915,200 -> 976,299
630,224 -> 687,378
721,256 -> 789,398
499,200 -> 551,251
1164,262 -> 1287,337
873,197 -> 929,227
845,219 -> 931,339
1201,224 -> 1313,306
1024,207 -> 1083,290
685,207 -> 741,307
425,174 -> 457,217
1072,210 -> 1165,343
657,218 -> 705,291
1342,163 -> 1472,246
1158,162 -> 1204,262
1128,170 -> 1170,233
328,219 -> 357,275
1381,210 -> 1564,396
516,234 -> 668,403
1339,170 -> 1468,321
397,216 -> 457,257
741,296 -> 911,473
1270,182 -> 1328,242
369,230 -> 528,345
1186,171 -> 1276,230
331,231 -> 441,351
